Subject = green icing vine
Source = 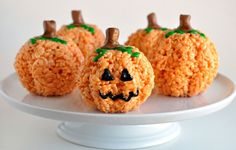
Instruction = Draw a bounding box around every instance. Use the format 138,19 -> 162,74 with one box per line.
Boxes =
144,27 -> 168,33
93,46 -> 140,62
30,37 -> 67,45
66,24 -> 95,34
165,29 -> 206,38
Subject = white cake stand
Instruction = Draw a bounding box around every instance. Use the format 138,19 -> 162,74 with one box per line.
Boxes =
0,73 -> 235,149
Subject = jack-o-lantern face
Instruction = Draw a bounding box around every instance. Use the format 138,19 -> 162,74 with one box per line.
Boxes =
90,51 -> 141,103
78,28 -> 154,113
99,67 -> 139,102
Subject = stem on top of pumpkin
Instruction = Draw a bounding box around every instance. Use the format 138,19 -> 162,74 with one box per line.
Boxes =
177,14 -> 192,32
72,10 -> 85,26
42,20 -> 56,38
102,28 -> 121,49
147,13 -> 161,29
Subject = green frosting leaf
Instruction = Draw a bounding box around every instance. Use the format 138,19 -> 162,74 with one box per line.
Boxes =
66,24 -> 76,29
188,29 -> 199,34
165,31 -> 175,38
93,49 -> 108,62
131,52 -> 140,57
199,33 -> 206,38
30,38 -> 37,44
160,27 -> 168,31
30,37 -> 67,45
115,46 -> 133,54
144,27 -> 153,33
188,29 -> 206,38
80,24 -> 95,34
66,24 -> 95,34
93,46 -> 140,62
145,27 -> 168,33
165,29 -> 206,38
175,29 -> 185,34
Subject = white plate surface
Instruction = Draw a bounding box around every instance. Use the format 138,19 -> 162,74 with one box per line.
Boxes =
0,73 -> 235,125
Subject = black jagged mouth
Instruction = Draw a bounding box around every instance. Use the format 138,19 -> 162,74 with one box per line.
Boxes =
99,89 -> 139,102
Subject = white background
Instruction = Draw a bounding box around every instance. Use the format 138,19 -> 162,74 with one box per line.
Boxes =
1,0 -> 236,149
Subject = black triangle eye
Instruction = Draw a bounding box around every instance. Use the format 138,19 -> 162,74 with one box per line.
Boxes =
120,68 -> 133,81
102,68 -> 114,81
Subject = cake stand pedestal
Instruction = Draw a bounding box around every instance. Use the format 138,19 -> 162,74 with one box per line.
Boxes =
57,122 -> 180,149
0,73 -> 235,149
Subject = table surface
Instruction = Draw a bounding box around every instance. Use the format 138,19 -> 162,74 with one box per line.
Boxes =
1,0 -> 236,150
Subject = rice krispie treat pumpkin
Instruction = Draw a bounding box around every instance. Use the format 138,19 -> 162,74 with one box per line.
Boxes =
125,13 -> 168,57
78,28 -> 154,113
149,15 -> 219,97
57,10 -> 105,56
15,20 -> 84,96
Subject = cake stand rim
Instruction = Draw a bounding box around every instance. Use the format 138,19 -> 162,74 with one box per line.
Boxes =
0,73 -> 235,125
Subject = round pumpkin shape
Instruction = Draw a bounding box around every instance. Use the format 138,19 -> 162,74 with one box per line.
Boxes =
149,15 -> 219,97
125,13 -> 168,58
78,28 -> 154,113
57,10 -> 105,56
15,20 -> 84,96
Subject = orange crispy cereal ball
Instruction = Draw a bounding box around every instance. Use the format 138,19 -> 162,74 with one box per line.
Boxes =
126,13 -> 168,57
149,15 -> 219,97
57,10 -> 105,56
78,28 -> 154,113
15,21 -> 84,96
